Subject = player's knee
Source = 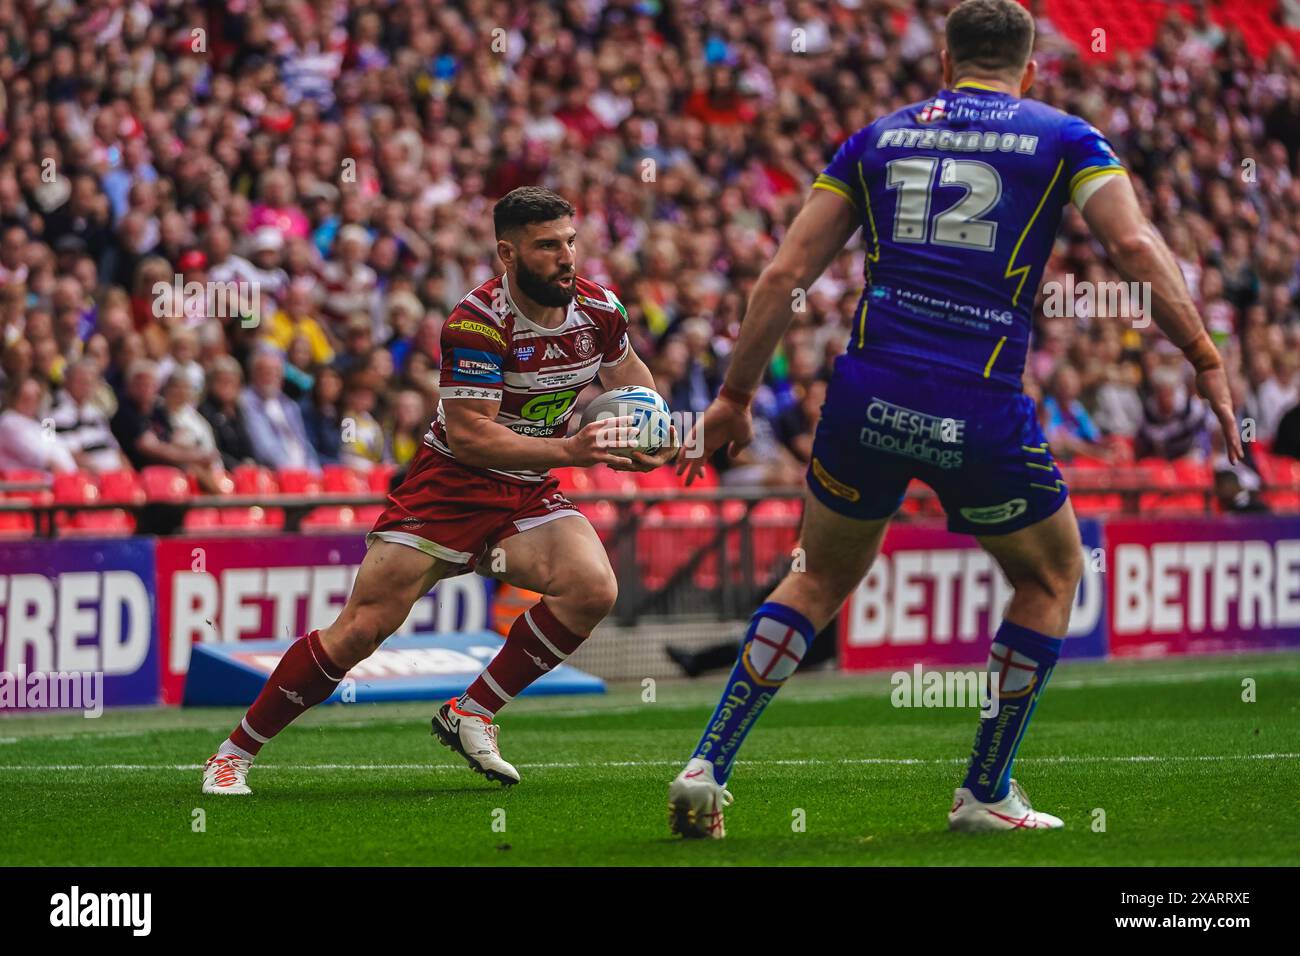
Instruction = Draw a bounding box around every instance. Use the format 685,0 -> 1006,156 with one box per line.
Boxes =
1052,545 -> 1085,600
552,564 -> 618,623
328,605 -> 393,664
1015,546 -> 1082,609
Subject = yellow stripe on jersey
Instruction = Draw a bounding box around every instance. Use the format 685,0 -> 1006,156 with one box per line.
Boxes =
1005,159 -> 1064,307
953,80 -> 1002,92
1069,165 -> 1127,197
856,160 -> 883,349
983,335 -> 1007,379
813,173 -> 857,208
1070,166 -> 1127,208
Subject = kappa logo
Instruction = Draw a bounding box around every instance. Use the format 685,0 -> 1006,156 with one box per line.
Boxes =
542,342 -> 568,360
959,499 -> 1029,524
279,685 -> 305,707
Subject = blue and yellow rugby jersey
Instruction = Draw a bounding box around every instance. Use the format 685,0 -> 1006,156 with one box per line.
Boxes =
814,81 -> 1126,389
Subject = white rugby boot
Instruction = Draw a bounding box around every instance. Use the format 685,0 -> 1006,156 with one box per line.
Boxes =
432,698 -> 520,786
668,757 -> 734,839
948,778 -> 1064,831
202,753 -> 252,796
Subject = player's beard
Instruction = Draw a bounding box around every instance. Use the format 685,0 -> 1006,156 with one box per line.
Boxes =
515,259 -> 576,308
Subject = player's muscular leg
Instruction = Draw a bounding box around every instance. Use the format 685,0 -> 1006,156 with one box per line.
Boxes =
977,501 -> 1084,637
488,515 -> 617,634
766,491 -> 891,632
318,541 -> 463,669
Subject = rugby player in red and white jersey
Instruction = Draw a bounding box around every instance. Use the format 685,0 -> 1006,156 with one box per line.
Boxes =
200,187 -> 676,794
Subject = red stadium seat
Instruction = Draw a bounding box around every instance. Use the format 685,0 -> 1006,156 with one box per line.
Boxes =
98,470 -> 146,506
231,465 -> 278,497
182,508 -> 223,531
576,499 -> 620,544
220,504 -> 282,530
552,467 -> 594,495
0,469 -> 49,537
322,465 -> 367,494
140,466 -> 191,503
355,505 -> 385,525
367,464 -> 397,493
51,472 -> 134,537
301,506 -> 360,532
276,468 -> 322,495
589,464 -> 637,495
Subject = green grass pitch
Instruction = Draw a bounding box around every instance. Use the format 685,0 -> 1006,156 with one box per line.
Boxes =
2,652 -> 1298,866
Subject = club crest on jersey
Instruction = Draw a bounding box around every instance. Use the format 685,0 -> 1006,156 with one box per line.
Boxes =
514,345 -> 535,361
918,98 -> 947,123
543,342 -> 568,360
575,331 -> 596,358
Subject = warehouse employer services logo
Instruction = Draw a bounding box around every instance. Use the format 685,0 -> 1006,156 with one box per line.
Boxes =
50,886 -> 151,935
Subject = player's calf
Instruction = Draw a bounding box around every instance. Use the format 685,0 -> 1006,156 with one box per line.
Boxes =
199,628 -> 348,795
445,597 -> 602,785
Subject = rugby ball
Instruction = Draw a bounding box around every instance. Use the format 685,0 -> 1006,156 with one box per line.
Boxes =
580,386 -> 673,457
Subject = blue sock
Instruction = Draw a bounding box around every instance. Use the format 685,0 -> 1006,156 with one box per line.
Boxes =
961,620 -> 1063,803
691,602 -> 816,784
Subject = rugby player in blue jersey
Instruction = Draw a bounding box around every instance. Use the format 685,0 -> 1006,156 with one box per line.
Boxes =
667,0 -> 1242,836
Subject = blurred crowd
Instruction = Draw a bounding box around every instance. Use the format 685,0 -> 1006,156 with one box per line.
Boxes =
1,0 -> 1299,500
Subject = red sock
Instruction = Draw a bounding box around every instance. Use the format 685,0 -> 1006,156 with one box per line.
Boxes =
461,601 -> 587,716
226,630 -> 346,756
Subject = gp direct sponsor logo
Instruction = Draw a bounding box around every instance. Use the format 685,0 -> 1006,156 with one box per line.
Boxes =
860,398 -> 964,470
447,318 -> 507,350
519,389 -> 577,428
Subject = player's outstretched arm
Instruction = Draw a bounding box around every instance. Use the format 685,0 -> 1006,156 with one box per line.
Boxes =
1081,175 -> 1243,462
678,188 -> 858,482
443,396 -> 637,470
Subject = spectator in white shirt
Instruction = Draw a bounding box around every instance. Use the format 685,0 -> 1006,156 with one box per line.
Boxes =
159,370 -> 224,493
50,359 -> 127,474
0,376 -> 76,474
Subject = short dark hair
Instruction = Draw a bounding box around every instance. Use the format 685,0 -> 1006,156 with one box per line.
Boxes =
945,0 -> 1035,77
493,186 -> 575,240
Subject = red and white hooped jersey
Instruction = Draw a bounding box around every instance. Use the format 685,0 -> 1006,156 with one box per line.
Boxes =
427,272 -> 631,483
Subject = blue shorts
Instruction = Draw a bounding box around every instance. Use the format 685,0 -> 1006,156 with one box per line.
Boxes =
806,352 -> 1069,536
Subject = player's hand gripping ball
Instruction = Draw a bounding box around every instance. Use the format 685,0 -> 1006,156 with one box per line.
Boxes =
580,386 -> 673,458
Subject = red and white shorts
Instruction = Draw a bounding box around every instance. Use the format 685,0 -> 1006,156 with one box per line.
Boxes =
367,444 -> 583,567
